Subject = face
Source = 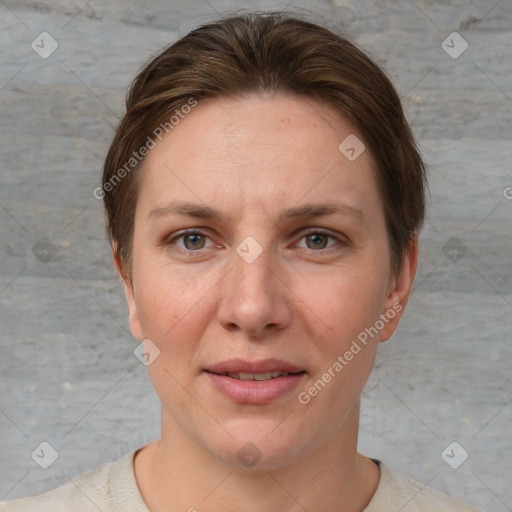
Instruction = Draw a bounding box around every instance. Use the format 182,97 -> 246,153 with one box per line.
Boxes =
120,94 -> 416,469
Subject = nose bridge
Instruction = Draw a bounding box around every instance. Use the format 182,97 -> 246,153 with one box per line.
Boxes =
231,236 -> 275,299
216,236 -> 289,335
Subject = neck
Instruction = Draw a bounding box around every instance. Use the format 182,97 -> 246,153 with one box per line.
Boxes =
134,400 -> 379,512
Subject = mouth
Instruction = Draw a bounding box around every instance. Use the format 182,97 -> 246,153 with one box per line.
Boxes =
204,358 -> 306,379
206,370 -> 304,381
204,359 -> 307,404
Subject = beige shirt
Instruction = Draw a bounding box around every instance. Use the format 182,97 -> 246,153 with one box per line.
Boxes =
0,450 -> 482,511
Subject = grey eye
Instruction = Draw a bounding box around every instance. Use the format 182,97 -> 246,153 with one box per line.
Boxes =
183,233 -> 206,250
305,233 -> 329,250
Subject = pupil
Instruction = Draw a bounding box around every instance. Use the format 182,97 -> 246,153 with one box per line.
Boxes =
185,234 -> 204,249
308,233 -> 327,249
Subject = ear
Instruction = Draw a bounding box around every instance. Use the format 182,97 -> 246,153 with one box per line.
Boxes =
112,245 -> 143,341
378,237 -> 418,343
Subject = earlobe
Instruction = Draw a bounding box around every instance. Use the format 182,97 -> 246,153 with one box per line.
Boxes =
112,246 -> 143,341
379,237 -> 419,343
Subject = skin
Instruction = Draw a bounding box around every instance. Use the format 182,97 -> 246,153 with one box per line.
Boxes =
115,94 -> 418,512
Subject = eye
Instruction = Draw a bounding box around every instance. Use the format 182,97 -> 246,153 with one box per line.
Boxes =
166,230 -> 215,251
296,230 -> 341,250
164,229 -> 344,255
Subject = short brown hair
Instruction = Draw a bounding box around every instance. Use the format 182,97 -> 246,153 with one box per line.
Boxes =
102,11 -> 428,278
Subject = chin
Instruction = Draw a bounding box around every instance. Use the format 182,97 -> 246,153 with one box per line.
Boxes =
208,420 -> 311,471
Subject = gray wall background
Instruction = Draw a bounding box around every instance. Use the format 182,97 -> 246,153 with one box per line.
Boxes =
0,0 -> 511,510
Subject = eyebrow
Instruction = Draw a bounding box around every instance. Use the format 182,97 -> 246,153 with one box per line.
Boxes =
148,201 -> 365,224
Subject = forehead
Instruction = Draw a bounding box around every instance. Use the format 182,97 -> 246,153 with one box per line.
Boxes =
137,94 -> 382,222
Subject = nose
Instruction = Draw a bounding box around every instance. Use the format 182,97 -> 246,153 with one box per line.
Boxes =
216,242 -> 292,339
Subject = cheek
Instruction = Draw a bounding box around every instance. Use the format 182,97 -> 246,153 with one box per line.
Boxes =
294,264 -> 388,344
133,267 -> 215,405
296,272 -> 382,408
133,261 -> 218,352
135,261 -> 187,324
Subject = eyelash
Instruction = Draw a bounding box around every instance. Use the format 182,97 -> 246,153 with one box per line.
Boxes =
165,228 -> 345,255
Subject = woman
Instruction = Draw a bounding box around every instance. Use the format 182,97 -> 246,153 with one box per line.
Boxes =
1,12 -> 482,512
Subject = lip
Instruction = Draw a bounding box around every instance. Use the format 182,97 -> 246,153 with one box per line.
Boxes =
206,358 -> 305,375
204,358 -> 307,405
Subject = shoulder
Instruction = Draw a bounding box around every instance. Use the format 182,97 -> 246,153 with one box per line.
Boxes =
365,460 -> 484,512
0,460 -> 113,512
0,450 -> 144,512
